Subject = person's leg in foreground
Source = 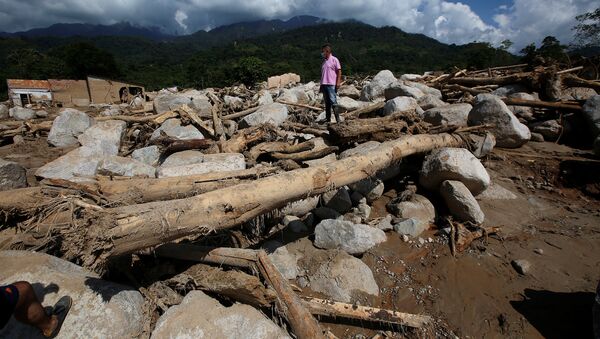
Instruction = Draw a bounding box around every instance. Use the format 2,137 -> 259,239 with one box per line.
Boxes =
1,282 -> 72,338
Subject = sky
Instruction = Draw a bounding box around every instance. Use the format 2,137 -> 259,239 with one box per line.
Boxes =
0,0 -> 597,51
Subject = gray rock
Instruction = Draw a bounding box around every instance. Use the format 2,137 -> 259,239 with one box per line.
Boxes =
278,88 -> 299,103
35,147 -> 102,182
349,178 -> 384,203
561,87 -> 597,101
384,81 -> 425,100
530,132 -> 545,142
355,198 -> 372,221
338,85 -> 360,99
281,196 -> 320,217
98,156 -> 156,177
335,96 -> 361,113
313,206 -> 342,221
101,107 -> 121,116
314,219 -> 386,254
0,159 -> 27,190
9,107 -> 36,120
151,290 -> 289,339
158,152 -> 245,178
393,218 -> 426,237
470,132 -> 496,158
376,214 -> 394,231
35,110 -> 48,118
78,120 -> 126,156
150,118 -> 204,141
532,119 -> 562,141
132,146 -> 161,166
440,180 -> 485,224
420,147 -> 491,195
12,135 -> 24,144
0,250 -> 144,338
400,74 -> 423,81
47,108 -> 94,147
153,90 -> 212,117
492,84 -> 529,97
308,250 -> 379,302
268,246 -> 299,280
383,96 -> 423,116
223,95 -> 244,110
283,215 -> 308,233
239,103 -> 288,128
405,81 -> 442,99
418,94 -> 448,110
386,194 -> 435,225
507,92 -> 536,120
360,70 -> 396,101
322,187 -> 353,214
423,103 -> 472,127
468,94 -> 531,148
256,90 -> 273,105
0,104 -> 8,119
511,259 -> 531,275
582,95 -> 600,138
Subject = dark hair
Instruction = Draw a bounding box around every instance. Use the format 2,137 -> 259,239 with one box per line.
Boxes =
321,44 -> 332,52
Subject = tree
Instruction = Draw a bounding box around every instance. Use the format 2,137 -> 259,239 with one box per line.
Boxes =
538,36 -> 567,62
573,7 -> 600,47
229,56 -> 266,87
49,42 -> 120,79
499,39 -> 514,51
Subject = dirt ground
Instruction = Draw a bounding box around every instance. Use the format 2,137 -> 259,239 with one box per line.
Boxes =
2,134 -> 599,338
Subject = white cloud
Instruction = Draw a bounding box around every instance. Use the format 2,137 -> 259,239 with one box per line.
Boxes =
0,0 -> 596,50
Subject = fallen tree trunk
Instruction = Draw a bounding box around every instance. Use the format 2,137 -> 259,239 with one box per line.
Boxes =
329,111 -> 420,143
501,98 -> 582,111
56,133 -> 465,270
248,140 -> 315,163
447,73 -> 531,87
344,101 -> 385,119
271,146 -> 338,161
95,111 -> 178,124
281,122 -> 329,137
562,74 -> 600,91
222,106 -> 259,120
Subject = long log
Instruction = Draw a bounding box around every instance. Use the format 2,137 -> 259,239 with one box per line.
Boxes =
222,106 -> 259,120
271,146 -> 338,161
95,111 -> 178,124
344,101 -> 385,119
256,250 -> 324,338
277,100 -> 323,111
329,111 -> 416,143
447,73 -> 531,87
304,297 -> 431,328
562,74 -> 600,91
57,133 -> 464,269
501,98 -> 582,111
155,243 -> 258,267
248,140 -> 315,162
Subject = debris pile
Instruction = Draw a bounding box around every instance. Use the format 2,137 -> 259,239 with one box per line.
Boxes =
0,63 -> 598,338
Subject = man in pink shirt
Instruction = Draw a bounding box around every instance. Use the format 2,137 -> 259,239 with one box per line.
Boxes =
320,44 -> 342,123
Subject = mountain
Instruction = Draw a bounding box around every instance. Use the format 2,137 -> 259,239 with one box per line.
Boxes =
0,22 -> 173,41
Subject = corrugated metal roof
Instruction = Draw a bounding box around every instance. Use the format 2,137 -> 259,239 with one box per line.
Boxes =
7,79 -> 51,90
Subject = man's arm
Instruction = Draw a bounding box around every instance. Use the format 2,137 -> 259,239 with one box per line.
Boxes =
336,69 -> 342,89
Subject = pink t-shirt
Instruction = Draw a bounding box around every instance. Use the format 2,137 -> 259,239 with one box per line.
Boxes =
320,55 -> 341,85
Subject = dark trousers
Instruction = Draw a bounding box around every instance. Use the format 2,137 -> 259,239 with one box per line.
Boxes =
320,85 -> 340,123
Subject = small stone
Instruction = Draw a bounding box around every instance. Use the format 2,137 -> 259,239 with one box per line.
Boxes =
0,159 -> 27,190
313,207 -> 342,221
376,214 -> 394,231
533,248 -> 544,255
511,259 -> 531,275
402,235 -> 409,242
394,218 -> 426,238
9,107 -> 36,120
322,187 -> 353,214
530,132 -> 545,142
418,237 -> 426,245
440,180 -> 485,224
386,194 -> 435,225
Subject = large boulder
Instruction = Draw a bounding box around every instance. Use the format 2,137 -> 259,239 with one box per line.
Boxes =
255,90 -> 274,106
97,156 -> 156,177
9,107 -> 36,120
0,250 -> 144,338
419,147 -> 490,195
393,218 -> 427,237
467,94 -> 531,148
492,84 -> 529,97
151,290 -> 289,339
440,180 -> 485,224
384,81 -> 425,100
267,245 -> 299,280
582,95 -> 600,138
35,147 -> 102,182
77,120 -> 126,156
150,118 -> 204,141
314,219 -> 386,255
0,159 -> 27,190
386,194 -> 435,225
158,152 -> 245,178
239,103 -> 288,128
153,90 -> 212,117
423,103 -> 472,127
132,145 -> 161,166
0,104 -> 8,119
405,81 -> 443,99
338,85 -> 360,99
47,109 -> 94,147
307,250 -> 379,302
561,87 -> 597,101
418,94 -> 448,110
360,70 -> 396,101
223,95 -> 244,110
335,96 -> 361,113
383,96 -> 423,116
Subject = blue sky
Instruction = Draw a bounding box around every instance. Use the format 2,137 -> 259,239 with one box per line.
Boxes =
0,0 -> 597,50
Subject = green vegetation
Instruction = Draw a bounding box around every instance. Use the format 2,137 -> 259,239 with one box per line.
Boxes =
1,21 -> 521,100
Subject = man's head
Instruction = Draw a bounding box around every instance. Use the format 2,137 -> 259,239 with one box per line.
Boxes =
321,44 -> 332,59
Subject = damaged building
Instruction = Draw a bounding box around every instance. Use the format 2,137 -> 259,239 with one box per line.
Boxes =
7,76 -> 145,107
